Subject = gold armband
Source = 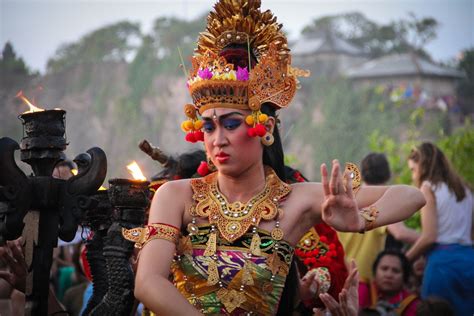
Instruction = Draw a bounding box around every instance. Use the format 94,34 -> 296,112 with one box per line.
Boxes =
122,223 -> 181,248
344,162 -> 361,195
358,205 -> 379,234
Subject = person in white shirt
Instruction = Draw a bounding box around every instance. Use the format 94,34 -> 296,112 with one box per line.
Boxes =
406,142 -> 474,316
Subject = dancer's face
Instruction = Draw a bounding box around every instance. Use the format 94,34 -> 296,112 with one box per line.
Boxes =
201,108 -> 263,175
375,255 -> 404,295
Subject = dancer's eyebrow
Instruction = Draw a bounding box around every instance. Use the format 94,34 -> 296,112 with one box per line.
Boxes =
201,112 -> 244,121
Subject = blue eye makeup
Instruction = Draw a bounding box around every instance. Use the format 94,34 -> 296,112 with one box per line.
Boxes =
203,121 -> 215,132
222,118 -> 242,130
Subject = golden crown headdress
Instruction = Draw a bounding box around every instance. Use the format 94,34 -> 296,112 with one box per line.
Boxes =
181,0 -> 309,143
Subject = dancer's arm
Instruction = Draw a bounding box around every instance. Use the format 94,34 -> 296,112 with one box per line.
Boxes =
134,181 -> 202,316
303,160 -> 425,233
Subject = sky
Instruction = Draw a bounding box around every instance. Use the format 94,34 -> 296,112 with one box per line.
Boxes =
1,0 -> 473,74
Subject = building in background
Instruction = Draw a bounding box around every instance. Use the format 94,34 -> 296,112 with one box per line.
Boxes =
292,32 -> 368,78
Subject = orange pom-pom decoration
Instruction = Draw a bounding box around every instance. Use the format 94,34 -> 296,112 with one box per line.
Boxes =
184,120 -> 194,131
245,115 -> 254,126
258,113 -> 268,123
194,120 -> 203,130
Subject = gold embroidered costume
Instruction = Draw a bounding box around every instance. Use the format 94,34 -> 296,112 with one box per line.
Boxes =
171,167 -> 293,315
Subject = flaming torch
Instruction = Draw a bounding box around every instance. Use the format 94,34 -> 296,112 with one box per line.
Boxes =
86,162 -> 149,315
0,91 -> 107,315
126,161 -> 147,181
16,91 -> 66,176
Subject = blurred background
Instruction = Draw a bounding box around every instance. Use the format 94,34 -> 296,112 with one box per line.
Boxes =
1,0 -> 473,194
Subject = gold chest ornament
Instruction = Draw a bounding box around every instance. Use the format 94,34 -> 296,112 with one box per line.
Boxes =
189,166 -> 291,242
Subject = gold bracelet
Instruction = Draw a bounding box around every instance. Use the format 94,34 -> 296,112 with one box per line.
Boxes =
358,205 -> 379,233
122,223 -> 181,248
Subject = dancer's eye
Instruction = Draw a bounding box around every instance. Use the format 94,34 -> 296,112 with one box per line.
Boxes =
203,121 -> 215,133
222,118 -> 242,130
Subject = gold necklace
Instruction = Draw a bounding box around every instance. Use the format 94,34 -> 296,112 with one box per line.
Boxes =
189,166 -> 291,242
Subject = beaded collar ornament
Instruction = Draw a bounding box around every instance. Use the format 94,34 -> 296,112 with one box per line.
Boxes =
188,166 -> 291,242
180,0 -> 310,143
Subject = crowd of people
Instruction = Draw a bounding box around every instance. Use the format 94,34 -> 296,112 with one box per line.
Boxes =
1,0 -> 473,315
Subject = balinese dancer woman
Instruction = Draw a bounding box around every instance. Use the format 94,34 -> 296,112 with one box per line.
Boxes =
130,1 -> 425,314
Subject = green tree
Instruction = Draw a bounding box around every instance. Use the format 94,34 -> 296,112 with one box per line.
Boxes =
457,48 -> 474,116
290,78 -> 410,176
151,16 -> 205,74
301,12 -> 438,58
122,35 -> 160,116
0,42 -> 30,76
47,21 -> 141,73
400,13 -> 438,52
437,121 -> 474,187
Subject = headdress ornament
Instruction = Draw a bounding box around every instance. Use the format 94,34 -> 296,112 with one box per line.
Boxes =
181,0 -> 310,143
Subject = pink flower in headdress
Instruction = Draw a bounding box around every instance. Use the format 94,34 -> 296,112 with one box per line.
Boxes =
198,68 -> 213,80
236,66 -> 249,81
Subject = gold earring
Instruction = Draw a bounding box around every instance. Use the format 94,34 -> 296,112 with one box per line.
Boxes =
207,154 -> 217,172
261,132 -> 274,146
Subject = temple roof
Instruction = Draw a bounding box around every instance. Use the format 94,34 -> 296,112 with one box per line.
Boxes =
346,53 -> 465,79
292,35 -> 365,56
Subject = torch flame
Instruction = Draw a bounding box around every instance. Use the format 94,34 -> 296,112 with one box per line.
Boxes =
127,161 -> 147,181
16,91 -> 45,113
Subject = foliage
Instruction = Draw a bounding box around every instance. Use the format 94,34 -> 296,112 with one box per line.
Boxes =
151,15 -> 206,75
437,121 -> 474,187
399,13 -> 438,52
47,21 -> 141,73
458,48 -> 474,81
124,35 -> 160,115
301,12 -> 438,58
456,48 -> 474,115
0,42 -> 31,76
290,78 -> 412,179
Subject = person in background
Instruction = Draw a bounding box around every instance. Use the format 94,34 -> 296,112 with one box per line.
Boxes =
62,242 -> 90,316
52,159 -> 76,180
407,255 -> 425,296
405,142 -> 474,316
415,297 -> 454,316
0,260 -> 14,315
0,238 -> 68,315
359,249 -> 420,316
338,153 -> 420,282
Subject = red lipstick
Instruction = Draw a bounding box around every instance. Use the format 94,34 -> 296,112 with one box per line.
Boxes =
215,152 -> 230,163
